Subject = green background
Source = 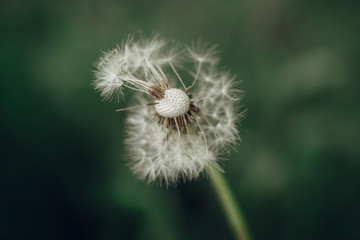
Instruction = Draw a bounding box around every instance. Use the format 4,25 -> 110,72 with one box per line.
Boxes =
1,0 -> 360,239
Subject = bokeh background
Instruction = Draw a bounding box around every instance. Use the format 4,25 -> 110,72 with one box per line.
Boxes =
1,0 -> 360,239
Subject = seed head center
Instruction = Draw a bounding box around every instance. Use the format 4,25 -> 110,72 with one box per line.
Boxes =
155,88 -> 190,118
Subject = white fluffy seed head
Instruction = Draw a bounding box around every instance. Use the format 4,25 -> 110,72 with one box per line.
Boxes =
94,36 -> 244,186
155,88 -> 190,118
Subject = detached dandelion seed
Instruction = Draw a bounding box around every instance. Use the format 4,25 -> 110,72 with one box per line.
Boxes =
93,36 -> 244,186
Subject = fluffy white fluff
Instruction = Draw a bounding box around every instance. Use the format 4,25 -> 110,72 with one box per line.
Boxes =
125,95 -> 217,185
94,36 -> 244,186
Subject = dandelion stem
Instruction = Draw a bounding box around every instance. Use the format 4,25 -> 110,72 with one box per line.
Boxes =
208,163 -> 252,240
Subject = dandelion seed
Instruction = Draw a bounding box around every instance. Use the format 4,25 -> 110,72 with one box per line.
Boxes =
93,36 -> 244,186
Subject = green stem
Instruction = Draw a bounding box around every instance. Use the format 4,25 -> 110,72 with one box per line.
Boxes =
208,164 -> 252,240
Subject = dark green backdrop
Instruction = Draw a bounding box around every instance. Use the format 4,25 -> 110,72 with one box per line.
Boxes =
1,0 -> 360,239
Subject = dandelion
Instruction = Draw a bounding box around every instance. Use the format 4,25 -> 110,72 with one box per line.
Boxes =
93,36 -> 252,240
93,36 -> 244,186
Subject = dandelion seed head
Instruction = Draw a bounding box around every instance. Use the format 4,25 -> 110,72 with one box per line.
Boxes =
93,36 -> 244,186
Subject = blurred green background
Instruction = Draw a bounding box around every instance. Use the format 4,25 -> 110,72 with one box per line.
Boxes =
1,0 -> 360,239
